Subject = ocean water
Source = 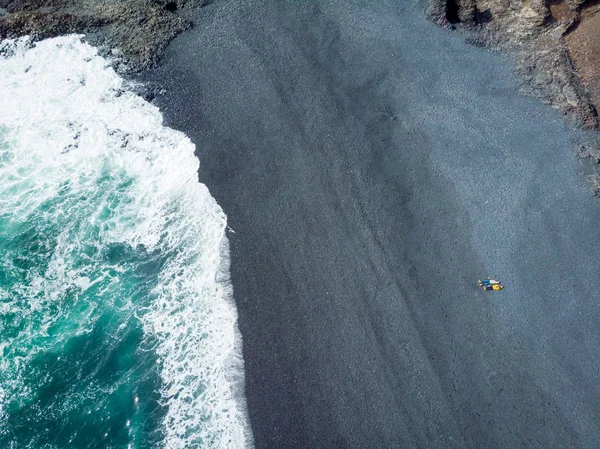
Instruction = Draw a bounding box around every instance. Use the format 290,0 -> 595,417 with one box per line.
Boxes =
0,36 -> 252,448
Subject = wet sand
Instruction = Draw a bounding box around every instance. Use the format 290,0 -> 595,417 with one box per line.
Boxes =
145,0 -> 600,447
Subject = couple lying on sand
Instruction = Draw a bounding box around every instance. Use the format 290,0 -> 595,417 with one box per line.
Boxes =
478,279 -> 504,291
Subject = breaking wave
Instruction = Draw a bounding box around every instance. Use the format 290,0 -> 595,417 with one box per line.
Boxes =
0,35 -> 252,448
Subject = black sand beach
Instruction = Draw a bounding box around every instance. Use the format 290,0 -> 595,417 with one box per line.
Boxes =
146,0 -> 600,447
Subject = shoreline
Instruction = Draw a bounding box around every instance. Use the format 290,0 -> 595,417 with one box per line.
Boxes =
3,0 -> 600,193
0,35 -> 252,448
4,0 -> 600,446
216,234 -> 255,448
144,0 -> 600,446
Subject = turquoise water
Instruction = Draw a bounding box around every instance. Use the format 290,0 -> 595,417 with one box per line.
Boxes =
0,144 -> 165,447
0,37 -> 252,448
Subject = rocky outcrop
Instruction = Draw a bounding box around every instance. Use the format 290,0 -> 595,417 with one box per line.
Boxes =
578,138 -> 600,195
427,0 -> 600,194
0,0 -> 203,72
426,0 -> 600,130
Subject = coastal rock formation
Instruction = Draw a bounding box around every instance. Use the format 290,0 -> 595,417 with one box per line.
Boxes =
427,0 -> 600,129
0,0 -> 198,71
427,0 -> 600,193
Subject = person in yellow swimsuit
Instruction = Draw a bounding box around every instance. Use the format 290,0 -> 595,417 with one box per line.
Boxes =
478,279 -> 503,291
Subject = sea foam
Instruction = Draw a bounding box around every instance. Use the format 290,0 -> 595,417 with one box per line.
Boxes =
0,35 -> 252,448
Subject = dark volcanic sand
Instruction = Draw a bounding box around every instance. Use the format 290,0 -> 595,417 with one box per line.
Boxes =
144,0 -> 600,447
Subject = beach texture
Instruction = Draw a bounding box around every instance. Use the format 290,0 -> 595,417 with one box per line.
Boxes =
144,0 -> 600,447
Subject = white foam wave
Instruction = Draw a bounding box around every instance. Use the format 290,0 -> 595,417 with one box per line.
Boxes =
0,35 -> 253,448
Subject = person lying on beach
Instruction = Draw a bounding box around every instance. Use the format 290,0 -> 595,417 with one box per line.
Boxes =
478,279 -> 503,291
478,279 -> 500,286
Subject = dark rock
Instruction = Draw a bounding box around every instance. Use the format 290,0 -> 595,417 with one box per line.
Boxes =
426,0 -> 600,130
0,0 -> 194,72
446,0 -> 462,23
426,0 -> 600,195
